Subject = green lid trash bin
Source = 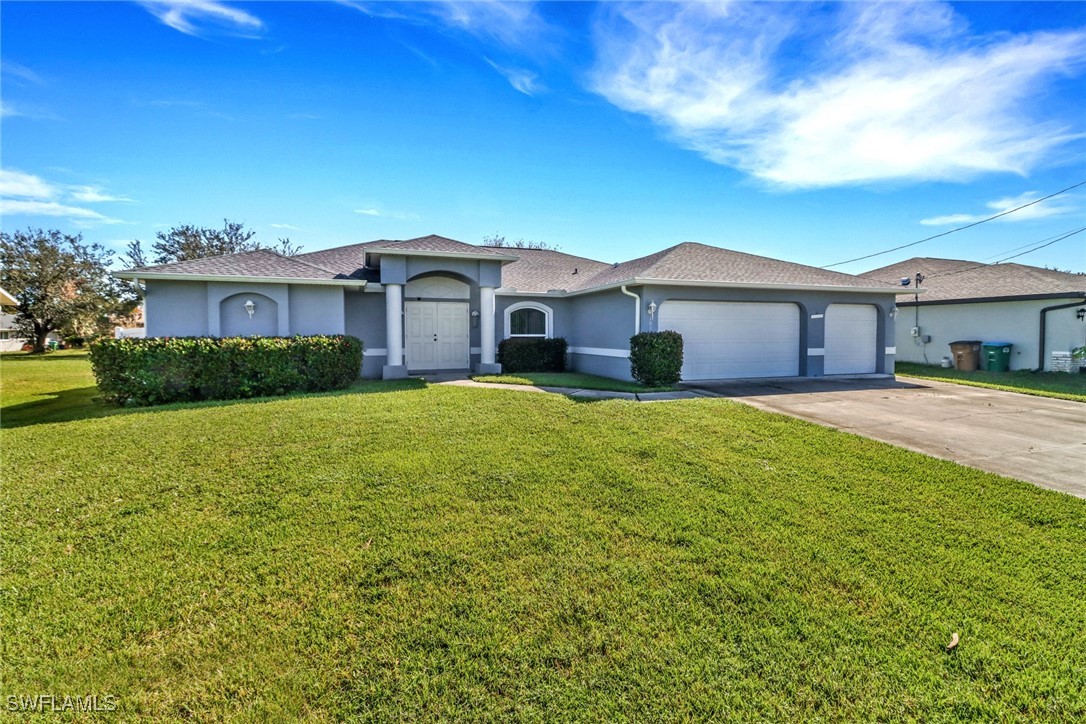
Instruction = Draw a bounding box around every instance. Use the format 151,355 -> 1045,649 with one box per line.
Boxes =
982,342 -> 1013,373
48,340 -> 59,351
949,341 -> 982,371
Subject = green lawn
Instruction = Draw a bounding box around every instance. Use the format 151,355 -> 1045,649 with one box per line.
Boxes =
471,371 -> 675,393
895,361 -> 1086,403
2,355 -> 1085,719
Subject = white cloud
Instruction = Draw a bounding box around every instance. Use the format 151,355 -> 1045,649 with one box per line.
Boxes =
1,169 -> 57,199
0,61 -> 44,86
0,199 -> 121,223
139,1 -> 264,38
591,1 -> 1086,188
485,58 -> 543,96
920,192 -> 1083,225
0,169 -> 129,225
354,207 -> 417,221
68,185 -> 132,203
270,223 -> 301,231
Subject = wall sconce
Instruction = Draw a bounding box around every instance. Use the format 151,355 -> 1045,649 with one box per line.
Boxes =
244,299 -> 255,319
889,307 -> 898,319
646,300 -> 657,318
1077,308 -> 1085,320
470,309 -> 480,328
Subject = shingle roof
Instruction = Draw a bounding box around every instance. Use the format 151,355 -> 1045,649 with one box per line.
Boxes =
861,257 -> 1086,302
564,243 -> 897,291
117,236 -> 900,293
120,249 -> 343,280
494,247 -> 613,292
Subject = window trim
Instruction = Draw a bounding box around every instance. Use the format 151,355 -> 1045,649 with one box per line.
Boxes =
504,301 -> 553,339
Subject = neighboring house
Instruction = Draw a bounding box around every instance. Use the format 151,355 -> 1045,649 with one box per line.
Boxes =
861,258 -> 1086,372
1,287 -> 24,352
0,312 -> 26,352
113,234 -> 903,381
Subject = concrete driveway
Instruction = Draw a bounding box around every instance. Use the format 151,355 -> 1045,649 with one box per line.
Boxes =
684,376 -> 1086,498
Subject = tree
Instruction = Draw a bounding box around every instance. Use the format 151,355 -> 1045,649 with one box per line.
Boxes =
482,233 -> 559,251
0,228 -> 134,353
124,219 -> 302,268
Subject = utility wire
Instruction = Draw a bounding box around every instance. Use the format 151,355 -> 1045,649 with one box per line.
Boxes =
925,226 -> 1086,279
821,179 -> 1086,269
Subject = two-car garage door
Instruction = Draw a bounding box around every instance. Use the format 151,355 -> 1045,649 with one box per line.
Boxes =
659,301 -> 800,380
658,301 -> 878,380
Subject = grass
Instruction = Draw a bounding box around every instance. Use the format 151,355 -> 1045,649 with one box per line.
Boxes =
2,355 -> 1085,719
895,361 -> 1086,403
471,371 -> 675,393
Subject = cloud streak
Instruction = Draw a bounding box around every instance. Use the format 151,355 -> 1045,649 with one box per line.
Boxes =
139,0 -> 263,38
0,169 -> 129,225
921,192 -> 1083,226
591,1 -> 1086,189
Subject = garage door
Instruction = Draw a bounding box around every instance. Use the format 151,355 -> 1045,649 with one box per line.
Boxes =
658,301 -> 800,380
824,304 -> 877,374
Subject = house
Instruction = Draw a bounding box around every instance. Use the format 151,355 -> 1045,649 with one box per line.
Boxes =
1,287 -> 25,352
861,258 -> 1086,372
113,235 -> 904,381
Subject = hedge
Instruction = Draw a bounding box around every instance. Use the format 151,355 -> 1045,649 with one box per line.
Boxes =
89,335 -> 363,406
629,331 -> 684,386
497,337 -> 568,373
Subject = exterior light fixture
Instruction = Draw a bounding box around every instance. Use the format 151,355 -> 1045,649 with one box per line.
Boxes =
889,307 -> 898,319
470,309 -> 480,328
646,301 -> 657,318
244,299 -> 255,319
1078,308 -> 1085,320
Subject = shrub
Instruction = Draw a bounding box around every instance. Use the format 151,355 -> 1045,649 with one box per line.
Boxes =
629,331 -> 683,386
89,335 -> 363,406
498,337 -> 568,373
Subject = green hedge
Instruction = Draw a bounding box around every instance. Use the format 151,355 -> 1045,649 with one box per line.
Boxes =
89,335 -> 363,406
629,331 -> 684,386
497,337 -> 568,373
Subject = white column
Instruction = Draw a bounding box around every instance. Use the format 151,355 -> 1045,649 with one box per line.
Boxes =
480,285 -> 496,365
385,283 -> 403,367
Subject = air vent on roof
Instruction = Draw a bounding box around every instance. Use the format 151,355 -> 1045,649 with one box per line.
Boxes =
572,267 -> 578,275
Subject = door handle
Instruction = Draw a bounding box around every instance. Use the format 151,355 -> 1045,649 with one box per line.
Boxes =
433,335 -> 438,341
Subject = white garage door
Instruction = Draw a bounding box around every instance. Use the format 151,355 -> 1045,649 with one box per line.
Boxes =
658,301 -> 800,380
824,304 -> 877,374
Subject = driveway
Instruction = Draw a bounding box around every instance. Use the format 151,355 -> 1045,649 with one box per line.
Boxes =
684,376 -> 1086,498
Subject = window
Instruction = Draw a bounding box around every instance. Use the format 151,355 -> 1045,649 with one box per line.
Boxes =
0,332 -> 9,340
505,302 -> 553,338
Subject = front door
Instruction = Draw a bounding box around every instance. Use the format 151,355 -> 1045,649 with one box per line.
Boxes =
405,301 -> 470,371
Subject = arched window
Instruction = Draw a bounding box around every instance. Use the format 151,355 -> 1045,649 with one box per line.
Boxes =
505,302 -> 552,338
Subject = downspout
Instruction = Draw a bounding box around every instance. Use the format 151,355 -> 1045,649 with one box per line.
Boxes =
1037,296 -> 1086,371
620,285 -> 641,334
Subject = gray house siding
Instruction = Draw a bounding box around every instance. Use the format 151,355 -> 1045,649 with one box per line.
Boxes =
289,285 -> 345,336
145,280 -> 209,337
568,289 -> 640,380
345,290 -> 388,378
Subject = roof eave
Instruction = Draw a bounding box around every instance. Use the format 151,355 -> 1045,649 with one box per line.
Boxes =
366,247 -> 519,263
113,271 -> 367,287
898,291 -> 1086,306
563,277 -> 905,296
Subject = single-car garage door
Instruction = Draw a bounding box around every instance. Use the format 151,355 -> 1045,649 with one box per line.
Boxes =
658,301 -> 800,380
824,304 -> 877,374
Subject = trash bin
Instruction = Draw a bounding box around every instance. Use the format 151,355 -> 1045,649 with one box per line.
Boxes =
948,340 -> 981,371
48,340 -> 59,351
982,342 -> 1013,373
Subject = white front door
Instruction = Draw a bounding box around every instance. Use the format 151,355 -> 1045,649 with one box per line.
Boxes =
405,301 -> 470,371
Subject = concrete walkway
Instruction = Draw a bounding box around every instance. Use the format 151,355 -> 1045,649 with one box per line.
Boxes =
435,377 -> 701,402
683,376 -> 1086,498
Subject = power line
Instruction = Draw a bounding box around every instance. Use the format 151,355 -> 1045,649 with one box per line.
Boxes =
926,226 -> 1086,279
821,179 -> 1086,269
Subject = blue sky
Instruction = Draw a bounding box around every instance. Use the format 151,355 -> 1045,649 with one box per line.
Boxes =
2,1 -> 1084,274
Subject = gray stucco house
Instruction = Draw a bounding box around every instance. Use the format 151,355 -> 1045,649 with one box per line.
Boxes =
862,258 -> 1086,372
114,235 -> 904,381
